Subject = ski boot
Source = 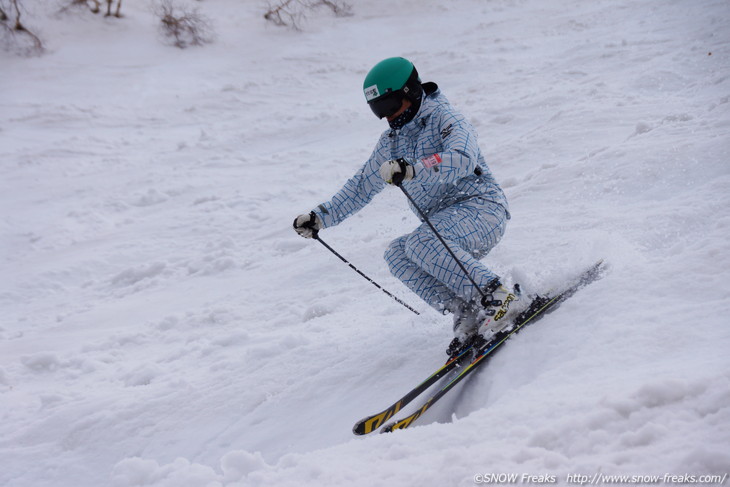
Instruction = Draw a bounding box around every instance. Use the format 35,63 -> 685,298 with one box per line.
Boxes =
473,281 -> 523,346
446,281 -> 523,358
446,299 -> 480,359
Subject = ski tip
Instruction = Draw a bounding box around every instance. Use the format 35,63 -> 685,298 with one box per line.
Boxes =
594,258 -> 608,272
587,259 -> 609,281
352,417 -> 374,436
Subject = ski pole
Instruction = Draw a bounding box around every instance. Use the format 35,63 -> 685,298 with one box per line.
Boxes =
313,233 -> 421,316
397,184 -> 491,305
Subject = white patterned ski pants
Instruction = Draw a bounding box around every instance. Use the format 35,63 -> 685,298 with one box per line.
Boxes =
384,198 -> 508,313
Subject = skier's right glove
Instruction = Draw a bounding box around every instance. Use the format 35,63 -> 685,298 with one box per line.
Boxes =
379,158 -> 415,186
293,211 -> 323,239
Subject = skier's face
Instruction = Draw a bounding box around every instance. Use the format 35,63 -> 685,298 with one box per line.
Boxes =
385,98 -> 412,122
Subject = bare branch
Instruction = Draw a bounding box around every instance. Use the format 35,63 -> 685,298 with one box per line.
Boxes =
1,0 -> 43,55
59,0 -> 122,17
154,0 -> 212,49
264,0 -> 352,30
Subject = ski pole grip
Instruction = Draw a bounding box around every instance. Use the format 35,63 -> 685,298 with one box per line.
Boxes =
293,211 -> 321,239
391,158 -> 409,186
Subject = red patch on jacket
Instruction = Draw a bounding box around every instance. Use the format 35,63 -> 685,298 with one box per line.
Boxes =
421,154 -> 442,169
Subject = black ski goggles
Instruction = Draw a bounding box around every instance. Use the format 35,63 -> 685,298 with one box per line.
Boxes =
368,91 -> 405,119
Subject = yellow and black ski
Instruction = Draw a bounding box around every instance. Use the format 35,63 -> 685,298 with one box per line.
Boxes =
352,345 -> 475,435
378,260 -> 606,434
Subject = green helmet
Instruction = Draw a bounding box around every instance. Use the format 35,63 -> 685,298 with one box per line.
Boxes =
363,57 -> 423,119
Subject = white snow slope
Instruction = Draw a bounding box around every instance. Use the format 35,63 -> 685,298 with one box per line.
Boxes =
2,0 -> 730,486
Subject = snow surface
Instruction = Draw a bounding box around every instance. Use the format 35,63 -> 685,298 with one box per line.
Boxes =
2,0 -> 730,486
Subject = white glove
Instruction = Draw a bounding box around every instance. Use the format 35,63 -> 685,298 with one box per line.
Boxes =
379,158 -> 415,185
293,211 -> 323,239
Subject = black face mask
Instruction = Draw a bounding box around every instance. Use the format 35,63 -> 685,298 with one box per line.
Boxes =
388,94 -> 422,130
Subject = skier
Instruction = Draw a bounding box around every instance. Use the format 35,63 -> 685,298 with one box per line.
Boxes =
294,57 -> 520,357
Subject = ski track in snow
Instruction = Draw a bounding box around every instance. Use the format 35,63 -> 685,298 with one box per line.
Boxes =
1,0 -> 729,486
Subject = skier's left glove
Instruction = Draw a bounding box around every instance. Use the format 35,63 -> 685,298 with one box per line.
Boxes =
293,211 -> 323,239
379,158 -> 415,185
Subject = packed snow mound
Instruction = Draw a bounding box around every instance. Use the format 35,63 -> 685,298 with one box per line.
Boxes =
1,0 -> 729,486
